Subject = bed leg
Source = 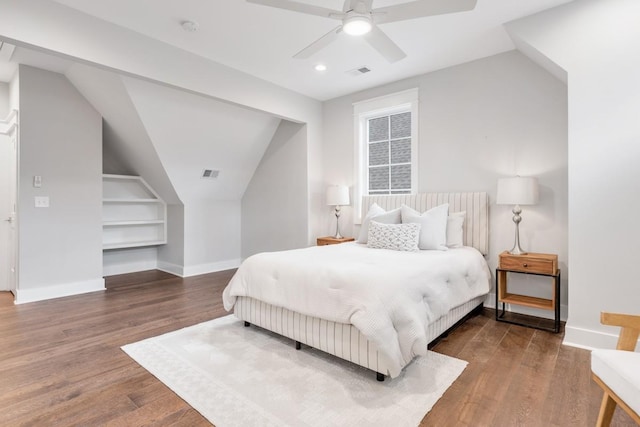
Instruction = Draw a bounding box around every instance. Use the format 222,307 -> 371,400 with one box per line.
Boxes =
244,321 -> 250,327
376,372 -> 385,382
295,341 -> 301,350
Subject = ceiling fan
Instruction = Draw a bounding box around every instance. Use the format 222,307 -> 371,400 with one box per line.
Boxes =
247,0 -> 478,63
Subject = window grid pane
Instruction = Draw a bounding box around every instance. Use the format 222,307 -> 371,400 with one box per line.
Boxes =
390,138 -> 411,164
369,166 -> 390,191
390,112 -> 411,139
369,141 -> 389,166
368,116 -> 389,142
390,164 -> 411,190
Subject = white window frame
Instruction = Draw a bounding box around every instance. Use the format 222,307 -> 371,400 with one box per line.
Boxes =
353,88 -> 419,223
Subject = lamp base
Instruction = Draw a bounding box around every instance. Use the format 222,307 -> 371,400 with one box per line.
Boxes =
508,204 -> 527,255
507,247 -> 527,256
333,206 -> 342,239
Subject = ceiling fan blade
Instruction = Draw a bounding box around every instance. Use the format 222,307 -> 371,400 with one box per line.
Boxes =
373,0 -> 477,24
363,26 -> 406,63
247,0 -> 343,20
293,25 -> 343,59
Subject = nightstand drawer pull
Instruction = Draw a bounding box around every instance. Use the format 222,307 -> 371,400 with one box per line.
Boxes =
523,263 -> 528,267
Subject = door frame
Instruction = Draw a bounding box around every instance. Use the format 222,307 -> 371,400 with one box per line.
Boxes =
0,109 -> 19,295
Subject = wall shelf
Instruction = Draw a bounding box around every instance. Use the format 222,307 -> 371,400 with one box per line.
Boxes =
102,174 -> 167,250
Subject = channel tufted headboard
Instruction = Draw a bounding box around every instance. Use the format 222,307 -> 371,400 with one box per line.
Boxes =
361,192 -> 489,255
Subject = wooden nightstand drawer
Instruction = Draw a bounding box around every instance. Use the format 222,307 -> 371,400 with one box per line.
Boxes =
499,252 -> 557,275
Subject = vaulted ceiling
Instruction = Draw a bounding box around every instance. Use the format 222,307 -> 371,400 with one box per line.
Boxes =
50,0 -> 573,101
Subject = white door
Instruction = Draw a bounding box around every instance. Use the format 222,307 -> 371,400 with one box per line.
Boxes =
0,131 -> 17,292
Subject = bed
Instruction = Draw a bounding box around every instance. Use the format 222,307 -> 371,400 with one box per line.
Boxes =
223,192 -> 490,381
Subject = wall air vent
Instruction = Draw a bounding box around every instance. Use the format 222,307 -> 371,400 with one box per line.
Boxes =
346,66 -> 372,77
201,169 -> 219,179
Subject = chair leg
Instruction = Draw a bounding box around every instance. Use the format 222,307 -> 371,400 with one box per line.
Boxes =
596,393 -> 617,427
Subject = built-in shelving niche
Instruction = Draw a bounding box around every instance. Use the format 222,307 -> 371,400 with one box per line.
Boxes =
102,174 -> 167,250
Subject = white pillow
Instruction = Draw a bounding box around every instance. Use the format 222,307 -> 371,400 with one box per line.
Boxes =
357,203 -> 402,244
367,221 -> 420,252
447,211 -> 466,248
401,204 -> 449,250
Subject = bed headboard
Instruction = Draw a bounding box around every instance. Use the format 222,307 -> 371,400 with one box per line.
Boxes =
361,192 -> 489,255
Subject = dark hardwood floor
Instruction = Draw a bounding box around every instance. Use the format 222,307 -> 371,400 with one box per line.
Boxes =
0,270 -> 635,426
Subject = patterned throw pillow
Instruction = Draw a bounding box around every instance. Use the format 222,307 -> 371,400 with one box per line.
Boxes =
367,221 -> 421,252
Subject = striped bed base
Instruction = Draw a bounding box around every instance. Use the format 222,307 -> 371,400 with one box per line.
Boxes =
234,295 -> 486,379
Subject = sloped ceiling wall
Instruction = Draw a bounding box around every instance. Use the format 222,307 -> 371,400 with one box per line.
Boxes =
122,77 -> 281,203
65,63 -> 181,204
66,63 -> 281,205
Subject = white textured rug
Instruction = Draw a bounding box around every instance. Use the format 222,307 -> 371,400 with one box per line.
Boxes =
122,315 -> 467,427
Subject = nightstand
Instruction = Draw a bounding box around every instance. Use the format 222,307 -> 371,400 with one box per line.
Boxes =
316,236 -> 355,246
496,251 -> 561,333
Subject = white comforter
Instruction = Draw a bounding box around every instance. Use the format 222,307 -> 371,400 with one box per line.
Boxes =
222,243 -> 490,378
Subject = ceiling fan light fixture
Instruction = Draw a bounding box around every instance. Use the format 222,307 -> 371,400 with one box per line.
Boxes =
343,15 -> 372,36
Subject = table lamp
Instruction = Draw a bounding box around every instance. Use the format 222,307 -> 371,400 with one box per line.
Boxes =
496,176 -> 539,255
326,185 -> 350,239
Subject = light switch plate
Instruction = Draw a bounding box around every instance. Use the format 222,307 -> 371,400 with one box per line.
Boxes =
35,196 -> 49,208
33,175 -> 42,188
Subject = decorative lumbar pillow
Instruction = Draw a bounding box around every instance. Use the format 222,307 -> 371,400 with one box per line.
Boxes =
401,203 -> 449,250
357,203 -> 402,244
447,211 -> 466,248
367,221 -> 421,252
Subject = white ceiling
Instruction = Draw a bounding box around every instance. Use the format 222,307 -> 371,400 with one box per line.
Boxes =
49,0 -> 573,101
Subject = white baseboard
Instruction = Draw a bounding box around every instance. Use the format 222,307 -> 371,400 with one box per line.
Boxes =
103,260 -> 158,276
562,324 -> 639,351
14,278 -> 106,304
484,292 -> 568,321
182,259 -> 241,278
157,261 -> 184,277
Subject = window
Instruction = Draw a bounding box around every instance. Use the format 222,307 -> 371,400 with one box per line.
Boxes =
367,111 -> 412,195
353,89 -> 418,222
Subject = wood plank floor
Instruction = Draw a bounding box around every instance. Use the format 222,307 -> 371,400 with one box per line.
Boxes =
0,270 -> 635,426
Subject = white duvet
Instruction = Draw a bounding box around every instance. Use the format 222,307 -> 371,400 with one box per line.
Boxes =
222,243 -> 491,378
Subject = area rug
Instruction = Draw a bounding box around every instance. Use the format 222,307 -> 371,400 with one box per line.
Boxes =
122,315 -> 467,427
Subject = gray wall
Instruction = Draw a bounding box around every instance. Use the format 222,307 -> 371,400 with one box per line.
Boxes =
17,65 -> 103,299
322,50 -> 568,318
242,120 -> 308,258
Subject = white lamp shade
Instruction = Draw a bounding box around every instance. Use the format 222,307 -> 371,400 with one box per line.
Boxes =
326,185 -> 350,206
496,176 -> 539,206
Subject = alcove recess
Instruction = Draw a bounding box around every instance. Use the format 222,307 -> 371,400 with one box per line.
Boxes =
102,174 -> 167,250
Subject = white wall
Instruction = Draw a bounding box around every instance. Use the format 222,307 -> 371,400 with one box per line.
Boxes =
242,121 -> 309,258
183,200 -> 241,276
157,204 -> 184,274
0,83 -> 10,292
16,65 -> 104,303
323,50 -> 568,318
506,0 -> 640,349
0,82 -> 8,116
102,247 -> 158,276
9,72 -> 19,111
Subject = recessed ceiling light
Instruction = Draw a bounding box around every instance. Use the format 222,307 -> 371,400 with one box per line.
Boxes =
315,64 -> 327,72
181,20 -> 199,32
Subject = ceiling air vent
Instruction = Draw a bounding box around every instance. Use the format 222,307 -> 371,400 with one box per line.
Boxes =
201,169 -> 219,179
346,66 -> 371,77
